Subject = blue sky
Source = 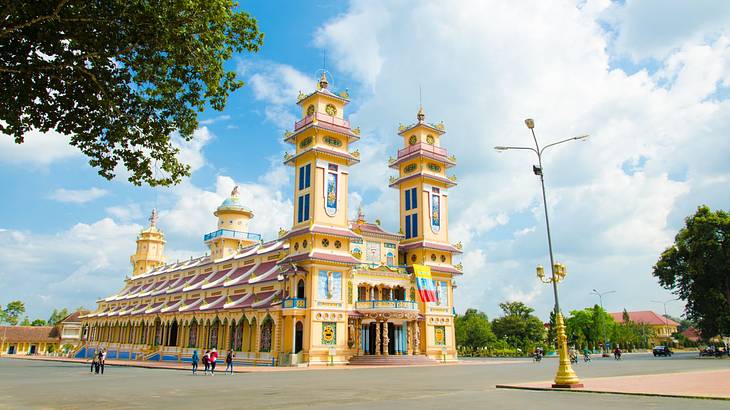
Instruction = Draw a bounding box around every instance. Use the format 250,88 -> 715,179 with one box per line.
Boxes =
2,0 -> 730,323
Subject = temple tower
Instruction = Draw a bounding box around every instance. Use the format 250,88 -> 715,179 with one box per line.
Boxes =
204,186 -> 260,259
389,106 -> 461,358
280,72 -> 362,364
130,209 -> 166,276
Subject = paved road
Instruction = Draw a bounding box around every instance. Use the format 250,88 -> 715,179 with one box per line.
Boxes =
0,353 -> 727,409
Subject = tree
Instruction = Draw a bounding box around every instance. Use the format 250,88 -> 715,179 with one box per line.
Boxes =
653,206 -> 730,338
48,308 -> 70,325
455,309 -> 496,352
546,310 -> 557,349
0,300 -> 26,325
20,316 -> 31,326
491,302 -> 545,352
31,319 -> 47,326
566,305 -> 615,350
1,1 -> 264,186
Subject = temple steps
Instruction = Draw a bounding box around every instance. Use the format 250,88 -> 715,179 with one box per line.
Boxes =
347,354 -> 438,366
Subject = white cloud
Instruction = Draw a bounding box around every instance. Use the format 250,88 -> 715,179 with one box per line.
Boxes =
106,203 -> 143,222
171,126 -> 215,174
244,61 -> 315,130
0,129 -> 79,166
199,115 -> 231,126
313,0 -> 730,319
48,187 -> 108,204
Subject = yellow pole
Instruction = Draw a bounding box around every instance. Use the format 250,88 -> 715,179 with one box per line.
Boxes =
552,313 -> 582,388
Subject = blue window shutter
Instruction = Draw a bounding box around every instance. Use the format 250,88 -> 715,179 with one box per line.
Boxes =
305,164 -> 311,188
411,188 -> 417,209
405,189 -> 411,211
298,167 -> 304,190
304,194 -> 310,221
405,215 -> 411,239
297,196 -> 303,222
412,213 -> 418,237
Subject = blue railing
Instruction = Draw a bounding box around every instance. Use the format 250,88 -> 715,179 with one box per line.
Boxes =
203,229 -> 262,242
282,298 -> 307,309
355,300 -> 417,310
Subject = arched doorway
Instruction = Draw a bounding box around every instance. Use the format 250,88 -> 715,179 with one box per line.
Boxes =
209,318 -> 219,349
297,279 -> 305,299
260,317 -> 273,352
153,318 -> 162,346
169,320 -> 178,346
295,321 -> 303,353
188,319 -> 198,348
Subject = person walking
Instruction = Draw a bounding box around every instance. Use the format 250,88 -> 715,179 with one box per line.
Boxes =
100,348 -> 106,374
209,348 -> 218,375
191,350 -> 199,375
202,350 -> 210,375
225,349 -> 235,374
90,353 -> 98,374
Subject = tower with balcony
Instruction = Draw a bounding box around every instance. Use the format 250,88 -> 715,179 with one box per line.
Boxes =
204,186 -> 261,259
279,72 -> 362,364
389,105 -> 462,360
130,209 -> 166,276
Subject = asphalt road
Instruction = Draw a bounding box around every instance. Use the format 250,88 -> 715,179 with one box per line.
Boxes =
0,352 -> 727,410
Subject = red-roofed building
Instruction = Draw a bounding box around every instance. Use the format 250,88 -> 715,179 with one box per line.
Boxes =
610,310 -> 679,345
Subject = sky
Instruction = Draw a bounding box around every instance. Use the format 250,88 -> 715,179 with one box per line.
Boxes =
2,0 -> 730,323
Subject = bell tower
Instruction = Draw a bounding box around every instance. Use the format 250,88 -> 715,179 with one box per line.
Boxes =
130,209 -> 166,276
389,105 -> 462,359
279,72 -> 362,365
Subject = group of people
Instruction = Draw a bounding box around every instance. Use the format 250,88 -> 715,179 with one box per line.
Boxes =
190,349 -> 235,375
89,348 -> 107,375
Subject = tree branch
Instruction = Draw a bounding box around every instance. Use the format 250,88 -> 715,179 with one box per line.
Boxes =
0,0 -> 71,38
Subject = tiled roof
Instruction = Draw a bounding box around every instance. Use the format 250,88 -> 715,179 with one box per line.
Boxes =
280,251 -> 361,266
0,326 -> 60,343
281,224 -> 361,241
399,241 -> 462,254
609,311 -> 680,326
350,221 -> 402,239
59,310 -> 89,324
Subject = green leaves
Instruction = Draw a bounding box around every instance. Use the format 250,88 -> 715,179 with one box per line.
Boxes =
0,300 -> 26,325
652,205 -> 730,338
455,308 -> 496,351
0,0 -> 263,186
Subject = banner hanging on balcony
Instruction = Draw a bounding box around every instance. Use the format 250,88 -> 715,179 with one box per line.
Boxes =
413,264 -> 437,302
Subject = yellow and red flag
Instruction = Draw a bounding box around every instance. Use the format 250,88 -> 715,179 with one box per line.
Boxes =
413,264 -> 437,302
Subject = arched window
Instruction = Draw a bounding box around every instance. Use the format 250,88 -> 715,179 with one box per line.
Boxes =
260,318 -> 273,352
297,279 -> 305,299
189,320 -> 198,347
386,252 -> 394,266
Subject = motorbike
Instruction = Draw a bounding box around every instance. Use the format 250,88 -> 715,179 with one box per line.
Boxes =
583,353 -> 591,362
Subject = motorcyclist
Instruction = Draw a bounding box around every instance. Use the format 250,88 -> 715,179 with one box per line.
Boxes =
582,347 -> 591,362
613,345 -> 622,360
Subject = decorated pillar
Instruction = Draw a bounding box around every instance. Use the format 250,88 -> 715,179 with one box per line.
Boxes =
413,321 -> 421,355
375,321 -> 381,356
382,320 -> 389,356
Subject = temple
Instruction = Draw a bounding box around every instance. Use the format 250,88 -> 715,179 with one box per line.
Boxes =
78,73 -> 463,366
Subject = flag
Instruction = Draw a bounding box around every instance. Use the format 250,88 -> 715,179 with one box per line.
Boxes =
413,264 -> 437,302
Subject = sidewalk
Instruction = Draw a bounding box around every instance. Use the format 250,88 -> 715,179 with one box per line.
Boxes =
497,369 -> 730,400
5,354 -> 507,372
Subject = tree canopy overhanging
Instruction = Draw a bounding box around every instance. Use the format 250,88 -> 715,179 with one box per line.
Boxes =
653,205 -> 730,338
0,0 -> 263,186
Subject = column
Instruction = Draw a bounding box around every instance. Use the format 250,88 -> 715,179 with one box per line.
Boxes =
354,320 -> 361,356
406,321 -> 412,355
413,321 -> 420,355
382,321 -> 389,356
375,321 -> 381,356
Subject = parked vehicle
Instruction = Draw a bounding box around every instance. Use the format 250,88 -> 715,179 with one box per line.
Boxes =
653,346 -> 672,357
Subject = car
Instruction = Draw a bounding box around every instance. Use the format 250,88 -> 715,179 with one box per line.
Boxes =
653,346 -> 672,357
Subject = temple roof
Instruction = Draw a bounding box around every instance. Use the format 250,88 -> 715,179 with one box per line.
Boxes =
0,326 -> 60,343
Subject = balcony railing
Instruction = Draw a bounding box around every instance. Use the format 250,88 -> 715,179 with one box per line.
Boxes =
397,143 -> 448,159
355,300 -> 417,310
282,298 -> 307,309
203,229 -> 262,242
294,112 -> 350,131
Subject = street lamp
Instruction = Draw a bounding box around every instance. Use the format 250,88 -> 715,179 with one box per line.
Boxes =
651,298 -> 678,345
495,118 -> 588,389
590,289 -> 616,356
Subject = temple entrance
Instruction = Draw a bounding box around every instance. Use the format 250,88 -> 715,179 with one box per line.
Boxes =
169,321 -> 178,346
387,323 -> 395,355
8,345 -> 15,354
29,345 -> 37,354
295,321 -> 303,353
368,322 -> 377,355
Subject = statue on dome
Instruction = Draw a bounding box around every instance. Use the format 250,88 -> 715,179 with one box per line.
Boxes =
231,185 -> 239,198
149,208 -> 158,228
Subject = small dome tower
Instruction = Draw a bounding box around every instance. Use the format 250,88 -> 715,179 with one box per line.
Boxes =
130,209 -> 166,276
204,186 -> 261,259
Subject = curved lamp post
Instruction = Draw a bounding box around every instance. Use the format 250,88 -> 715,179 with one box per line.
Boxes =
495,118 -> 588,388
591,289 -> 616,356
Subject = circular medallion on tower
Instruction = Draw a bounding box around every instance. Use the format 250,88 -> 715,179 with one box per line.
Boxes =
426,134 -> 435,145
322,238 -> 330,247
409,135 -> 417,145
306,105 -> 315,116
325,104 -> 337,116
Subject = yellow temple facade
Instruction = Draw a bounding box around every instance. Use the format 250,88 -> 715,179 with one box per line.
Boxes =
79,74 -> 463,366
